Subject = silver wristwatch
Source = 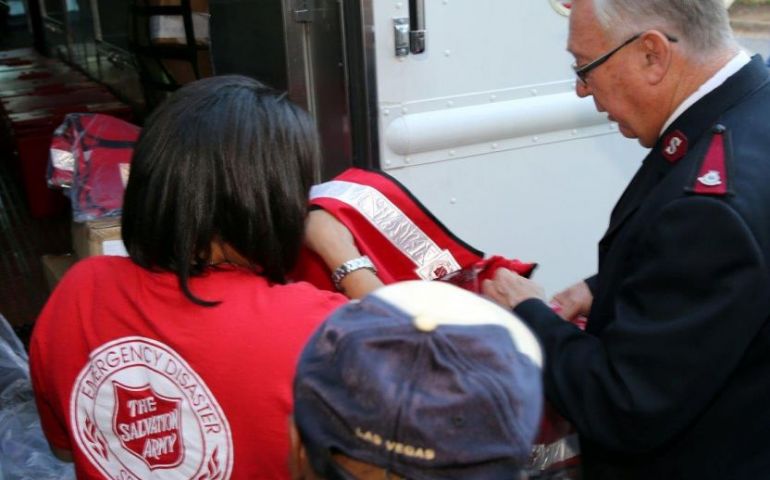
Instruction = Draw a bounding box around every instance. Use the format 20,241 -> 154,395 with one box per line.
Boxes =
331,255 -> 377,291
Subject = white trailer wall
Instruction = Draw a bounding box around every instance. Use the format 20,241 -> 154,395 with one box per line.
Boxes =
372,0 -> 646,294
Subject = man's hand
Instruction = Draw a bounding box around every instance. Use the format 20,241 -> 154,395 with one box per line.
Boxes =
482,268 -> 546,309
551,281 -> 593,320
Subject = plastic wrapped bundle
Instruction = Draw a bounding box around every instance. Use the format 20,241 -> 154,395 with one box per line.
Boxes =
48,113 -> 140,222
0,315 -> 75,480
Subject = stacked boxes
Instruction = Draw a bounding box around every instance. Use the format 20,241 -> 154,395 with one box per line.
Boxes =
71,218 -> 126,259
41,219 -> 125,291
41,217 -> 126,292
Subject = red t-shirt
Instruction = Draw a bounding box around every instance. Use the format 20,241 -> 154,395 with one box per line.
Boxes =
29,256 -> 346,479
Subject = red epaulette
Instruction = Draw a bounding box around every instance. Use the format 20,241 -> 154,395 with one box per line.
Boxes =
687,124 -> 732,196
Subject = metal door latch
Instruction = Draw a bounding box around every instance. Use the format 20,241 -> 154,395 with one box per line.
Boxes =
394,18 -> 410,57
393,0 -> 426,57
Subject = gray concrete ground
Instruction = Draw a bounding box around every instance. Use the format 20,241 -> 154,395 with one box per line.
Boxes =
738,36 -> 770,59
731,4 -> 770,59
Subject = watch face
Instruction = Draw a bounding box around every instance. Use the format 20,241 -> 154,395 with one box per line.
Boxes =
550,0 -> 572,16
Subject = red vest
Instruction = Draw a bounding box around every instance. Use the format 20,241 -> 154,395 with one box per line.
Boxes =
291,168 -> 535,290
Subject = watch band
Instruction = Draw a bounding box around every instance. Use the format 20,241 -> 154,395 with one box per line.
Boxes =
331,255 -> 377,291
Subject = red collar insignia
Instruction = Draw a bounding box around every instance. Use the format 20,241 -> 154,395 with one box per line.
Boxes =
661,130 -> 688,163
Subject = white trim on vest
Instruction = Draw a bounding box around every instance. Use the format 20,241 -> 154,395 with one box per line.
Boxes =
310,180 -> 461,280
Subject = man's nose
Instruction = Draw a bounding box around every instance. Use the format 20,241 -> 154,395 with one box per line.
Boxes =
575,80 -> 591,98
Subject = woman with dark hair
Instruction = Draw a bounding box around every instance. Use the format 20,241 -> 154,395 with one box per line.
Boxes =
122,75 -> 318,303
28,75 -> 352,479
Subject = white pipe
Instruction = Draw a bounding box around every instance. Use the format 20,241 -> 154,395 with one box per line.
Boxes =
385,92 -> 608,156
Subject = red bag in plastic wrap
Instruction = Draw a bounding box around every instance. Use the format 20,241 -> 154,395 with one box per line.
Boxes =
48,113 -> 140,221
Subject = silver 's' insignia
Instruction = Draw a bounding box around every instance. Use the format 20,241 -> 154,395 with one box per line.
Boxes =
665,136 -> 683,156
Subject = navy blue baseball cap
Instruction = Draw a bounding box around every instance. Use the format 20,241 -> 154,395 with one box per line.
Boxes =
293,280 -> 543,479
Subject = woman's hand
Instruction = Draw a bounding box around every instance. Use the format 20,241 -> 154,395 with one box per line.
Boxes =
304,210 -> 383,299
304,209 -> 360,270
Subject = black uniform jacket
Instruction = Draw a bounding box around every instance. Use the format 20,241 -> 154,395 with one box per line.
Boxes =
515,56 -> 770,479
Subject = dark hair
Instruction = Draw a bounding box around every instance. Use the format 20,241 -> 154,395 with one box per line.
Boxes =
122,75 -> 320,305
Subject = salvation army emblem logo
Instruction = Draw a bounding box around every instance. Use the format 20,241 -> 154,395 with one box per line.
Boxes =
71,337 -> 233,479
415,250 -> 462,280
113,383 -> 183,469
432,265 -> 450,279
697,170 -> 723,187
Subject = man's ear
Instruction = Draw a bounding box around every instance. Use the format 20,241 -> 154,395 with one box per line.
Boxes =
639,30 -> 674,85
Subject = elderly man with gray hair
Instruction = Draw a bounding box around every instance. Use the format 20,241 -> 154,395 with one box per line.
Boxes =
484,0 -> 770,478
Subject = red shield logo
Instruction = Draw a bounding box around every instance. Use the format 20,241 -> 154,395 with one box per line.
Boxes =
113,382 -> 184,470
432,265 -> 449,279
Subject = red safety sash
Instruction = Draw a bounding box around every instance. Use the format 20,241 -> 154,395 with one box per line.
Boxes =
291,167 -> 535,290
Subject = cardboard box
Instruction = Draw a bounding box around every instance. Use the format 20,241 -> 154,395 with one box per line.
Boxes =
72,218 -> 127,259
148,0 -> 209,43
41,254 -> 78,292
150,12 -> 210,46
147,0 -> 212,84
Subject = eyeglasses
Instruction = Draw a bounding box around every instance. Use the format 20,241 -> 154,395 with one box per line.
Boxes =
572,32 -> 679,86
